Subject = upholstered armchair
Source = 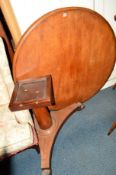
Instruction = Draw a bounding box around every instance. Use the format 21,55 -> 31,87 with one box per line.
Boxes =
0,0 -> 38,159
0,37 -> 38,159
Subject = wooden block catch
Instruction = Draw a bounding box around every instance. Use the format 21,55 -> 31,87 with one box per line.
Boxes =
9,75 -> 54,111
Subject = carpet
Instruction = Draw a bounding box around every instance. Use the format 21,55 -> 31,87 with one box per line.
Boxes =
0,87 -> 116,175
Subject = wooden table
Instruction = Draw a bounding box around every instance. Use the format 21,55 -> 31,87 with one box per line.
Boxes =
10,7 -> 116,175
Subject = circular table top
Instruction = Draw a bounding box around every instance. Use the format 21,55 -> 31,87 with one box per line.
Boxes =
13,7 -> 116,110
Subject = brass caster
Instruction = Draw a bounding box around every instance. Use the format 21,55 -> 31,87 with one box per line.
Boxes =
42,169 -> 51,175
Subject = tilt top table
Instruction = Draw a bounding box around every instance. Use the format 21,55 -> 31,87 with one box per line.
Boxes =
9,7 -> 116,175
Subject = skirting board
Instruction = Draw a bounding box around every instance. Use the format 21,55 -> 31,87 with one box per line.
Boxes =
102,78 -> 116,89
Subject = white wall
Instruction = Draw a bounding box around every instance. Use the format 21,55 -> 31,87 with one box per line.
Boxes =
10,0 -> 94,34
95,0 -> 116,35
95,0 -> 116,89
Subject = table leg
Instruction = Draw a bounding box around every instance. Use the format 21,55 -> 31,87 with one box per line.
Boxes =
37,102 -> 84,174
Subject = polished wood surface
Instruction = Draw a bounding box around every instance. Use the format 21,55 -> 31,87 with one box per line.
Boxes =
34,107 -> 52,130
13,7 -> 116,110
38,103 -> 84,170
1,0 -> 21,47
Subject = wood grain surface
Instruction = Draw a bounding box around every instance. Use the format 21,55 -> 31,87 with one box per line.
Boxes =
1,0 -> 21,46
13,7 -> 116,110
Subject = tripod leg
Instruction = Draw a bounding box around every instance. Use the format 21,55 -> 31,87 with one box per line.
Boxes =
38,102 -> 83,174
107,122 -> 116,135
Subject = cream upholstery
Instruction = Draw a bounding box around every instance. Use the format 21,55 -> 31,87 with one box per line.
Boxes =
0,38 -> 36,157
